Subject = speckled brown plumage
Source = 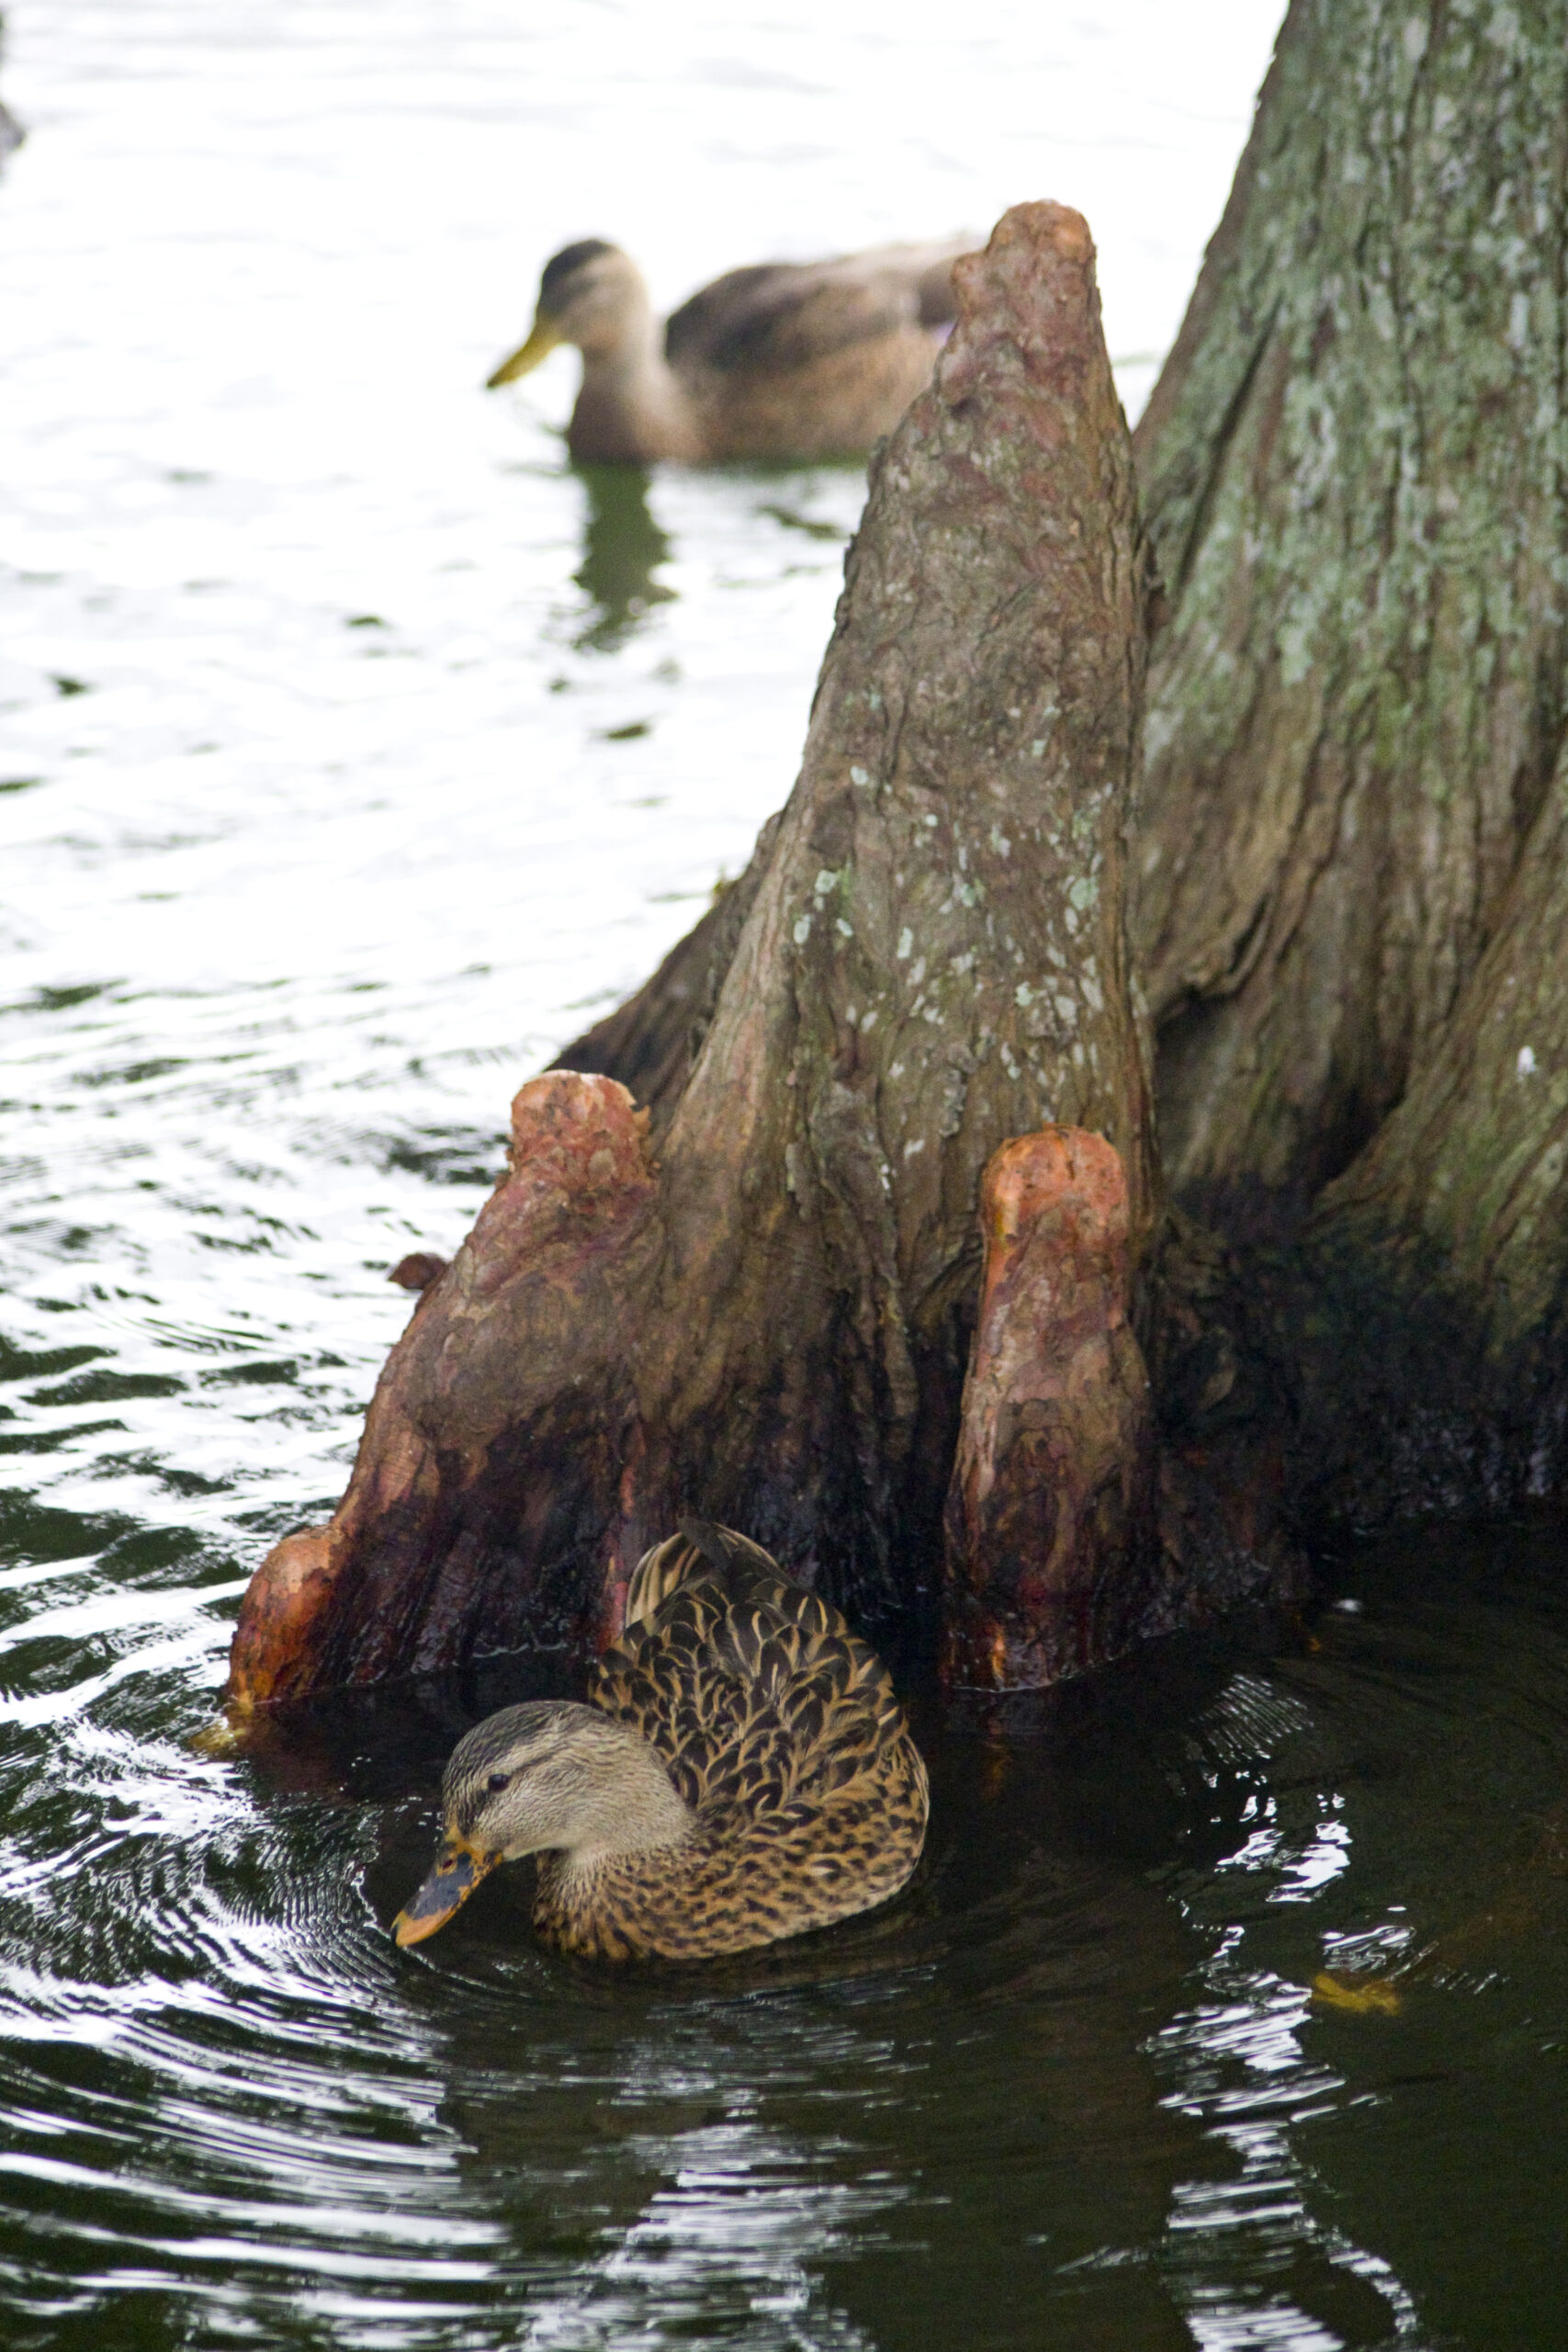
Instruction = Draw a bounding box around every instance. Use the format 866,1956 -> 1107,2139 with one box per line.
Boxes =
683,328 -> 948,466
486,238 -> 974,466
532,1522 -> 929,1960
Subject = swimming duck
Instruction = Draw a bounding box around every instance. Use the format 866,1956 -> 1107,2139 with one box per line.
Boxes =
393,1521 -> 929,1960
485,236 -> 973,465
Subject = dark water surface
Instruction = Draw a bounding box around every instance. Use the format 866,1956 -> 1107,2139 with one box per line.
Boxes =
2,1525 -> 1566,2349
6,3 -> 1567,2346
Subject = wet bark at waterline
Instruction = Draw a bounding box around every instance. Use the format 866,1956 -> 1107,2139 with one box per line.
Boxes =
230,202 -> 1194,1712
1293,730 -> 1568,1526
1132,0 -> 1568,1528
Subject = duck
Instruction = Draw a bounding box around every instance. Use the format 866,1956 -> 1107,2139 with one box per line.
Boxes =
485,235 -> 974,466
393,1520 -> 929,1960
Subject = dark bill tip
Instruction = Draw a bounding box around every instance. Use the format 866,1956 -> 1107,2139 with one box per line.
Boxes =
392,1841 -> 494,1948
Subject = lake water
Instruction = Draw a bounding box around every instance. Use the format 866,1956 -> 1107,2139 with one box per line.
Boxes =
4,3 -> 1566,2346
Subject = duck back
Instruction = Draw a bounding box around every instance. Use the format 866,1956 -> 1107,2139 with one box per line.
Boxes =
532,1523 -> 929,1959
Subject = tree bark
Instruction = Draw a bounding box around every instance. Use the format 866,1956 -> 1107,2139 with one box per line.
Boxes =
1134,0 -> 1568,1234
230,201 -> 1167,1710
1293,731 -> 1568,1524
942,1127 -> 1158,1690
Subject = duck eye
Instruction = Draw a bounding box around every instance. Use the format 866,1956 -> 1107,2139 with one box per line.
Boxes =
486,1770 -> 512,1793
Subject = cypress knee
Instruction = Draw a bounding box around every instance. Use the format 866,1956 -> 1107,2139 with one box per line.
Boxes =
228,199 -> 1160,1706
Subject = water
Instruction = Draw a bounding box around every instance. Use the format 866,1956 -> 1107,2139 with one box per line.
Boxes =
3,3 -> 1565,2346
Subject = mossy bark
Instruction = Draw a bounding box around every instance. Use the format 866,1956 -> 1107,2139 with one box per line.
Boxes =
230,203 -> 1168,1707
1134,0 -> 1568,1231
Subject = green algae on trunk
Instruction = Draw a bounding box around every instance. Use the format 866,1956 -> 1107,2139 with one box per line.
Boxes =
1124,0 -> 1568,1534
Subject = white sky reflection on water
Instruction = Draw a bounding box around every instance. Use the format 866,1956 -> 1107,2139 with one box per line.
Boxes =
521,2100 -> 890,2351
1155,1958 -> 1425,2352
1147,1675 -> 1427,2348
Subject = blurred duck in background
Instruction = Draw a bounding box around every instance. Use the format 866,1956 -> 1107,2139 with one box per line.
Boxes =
487,233 -> 975,465
0,12 -> 26,172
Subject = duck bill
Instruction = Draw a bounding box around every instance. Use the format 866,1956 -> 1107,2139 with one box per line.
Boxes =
486,317 -> 561,388
392,1836 -> 496,1947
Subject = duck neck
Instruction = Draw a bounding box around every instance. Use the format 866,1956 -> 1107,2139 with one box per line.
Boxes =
569,305 -> 697,466
564,1742 -> 695,1866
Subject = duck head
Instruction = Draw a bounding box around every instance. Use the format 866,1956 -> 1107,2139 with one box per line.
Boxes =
486,239 -> 653,386
392,1698 -> 691,1946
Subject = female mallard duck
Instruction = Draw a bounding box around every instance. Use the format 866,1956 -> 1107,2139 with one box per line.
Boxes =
485,236 -> 973,466
393,1521 -> 929,1960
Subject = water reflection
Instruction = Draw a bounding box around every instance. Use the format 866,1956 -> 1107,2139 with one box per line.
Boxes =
0,11 -> 22,172
408,1717 -> 1210,2352
4,1528 -> 1568,2346
572,468 -> 675,653
1155,1957 -> 1419,2351
1135,1665 -> 1415,2346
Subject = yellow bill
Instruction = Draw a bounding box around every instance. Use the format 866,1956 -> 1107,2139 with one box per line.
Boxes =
486,317 -> 563,389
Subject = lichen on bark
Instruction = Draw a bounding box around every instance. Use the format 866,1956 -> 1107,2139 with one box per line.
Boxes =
1134,0 -> 1568,1227
1116,0 -> 1568,1534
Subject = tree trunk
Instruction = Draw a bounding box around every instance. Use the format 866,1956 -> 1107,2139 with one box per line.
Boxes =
1293,731 -> 1568,1524
1134,0 -> 1568,1235
229,201 -> 1168,1711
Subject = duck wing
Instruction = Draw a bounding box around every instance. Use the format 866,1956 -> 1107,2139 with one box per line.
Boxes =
664,241 -> 971,379
591,1521 -> 915,1823
620,1518 -> 780,1632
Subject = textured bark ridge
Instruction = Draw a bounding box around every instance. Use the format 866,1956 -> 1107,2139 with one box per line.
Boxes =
1294,733 -> 1568,1524
1118,0 -> 1568,1536
1134,0 -> 1568,1230
942,1128 -> 1157,1690
229,201 -> 1164,1709
231,1072 -> 661,1708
